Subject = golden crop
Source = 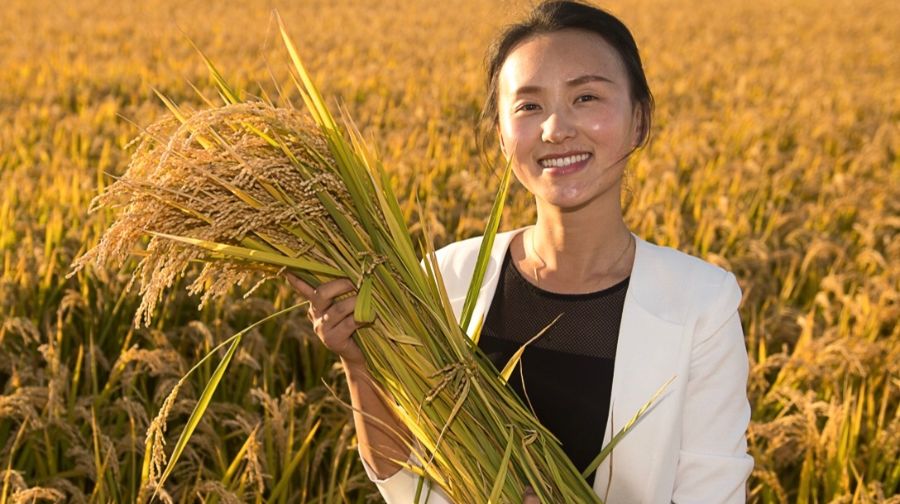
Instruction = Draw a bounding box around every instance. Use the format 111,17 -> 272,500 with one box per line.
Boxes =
0,0 -> 897,502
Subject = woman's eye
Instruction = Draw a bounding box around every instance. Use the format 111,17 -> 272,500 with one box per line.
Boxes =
576,95 -> 598,103
516,103 -> 539,113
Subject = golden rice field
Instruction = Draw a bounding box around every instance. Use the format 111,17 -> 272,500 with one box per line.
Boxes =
1,0 -> 898,502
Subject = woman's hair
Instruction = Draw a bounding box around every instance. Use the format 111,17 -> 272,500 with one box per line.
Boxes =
478,1 -> 654,156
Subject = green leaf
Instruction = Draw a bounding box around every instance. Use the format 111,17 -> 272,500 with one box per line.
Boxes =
487,426 -> 515,503
148,231 -> 344,277
153,304 -> 304,495
581,376 -> 676,479
499,313 -> 563,384
188,38 -> 240,105
459,157 -> 513,332
154,333 -> 240,496
266,419 -> 322,503
354,276 -> 376,324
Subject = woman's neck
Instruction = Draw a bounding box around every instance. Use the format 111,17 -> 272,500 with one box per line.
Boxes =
519,193 -> 634,293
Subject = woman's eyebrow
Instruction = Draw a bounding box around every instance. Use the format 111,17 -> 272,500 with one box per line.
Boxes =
567,74 -> 614,86
513,74 -> 615,95
512,84 -> 543,96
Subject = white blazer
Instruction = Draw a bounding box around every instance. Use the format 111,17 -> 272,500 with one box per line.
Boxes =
361,226 -> 754,503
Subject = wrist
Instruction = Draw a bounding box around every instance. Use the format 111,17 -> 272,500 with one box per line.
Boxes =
341,356 -> 370,377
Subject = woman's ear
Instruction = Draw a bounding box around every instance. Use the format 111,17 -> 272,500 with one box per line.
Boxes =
497,125 -> 508,158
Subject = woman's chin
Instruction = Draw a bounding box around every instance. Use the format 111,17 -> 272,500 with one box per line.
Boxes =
537,183 -> 618,212
538,193 -> 594,212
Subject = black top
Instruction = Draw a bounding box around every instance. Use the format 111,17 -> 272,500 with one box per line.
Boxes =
477,248 -> 629,486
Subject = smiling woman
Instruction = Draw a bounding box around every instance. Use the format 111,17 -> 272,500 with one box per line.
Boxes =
288,1 -> 753,503
496,30 -> 642,217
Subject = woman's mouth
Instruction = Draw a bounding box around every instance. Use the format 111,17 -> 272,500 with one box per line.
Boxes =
538,152 -> 592,176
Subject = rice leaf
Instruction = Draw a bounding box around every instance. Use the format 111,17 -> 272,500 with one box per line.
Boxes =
154,331 -> 243,496
266,419 -> 322,503
581,376 -> 676,479
153,303 -> 305,494
499,313 -> 563,384
221,425 -> 258,487
459,157 -> 513,332
470,313 -> 485,347
189,38 -> 240,105
148,231 -> 344,277
1,418 -> 29,503
487,426 -> 516,503
153,89 -> 213,149
276,13 -> 336,131
383,332 -> 424,346
152,89 -> 189,125
354,275 -> 376,324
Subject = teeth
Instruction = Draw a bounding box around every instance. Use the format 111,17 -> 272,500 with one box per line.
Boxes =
540,153 -> 590,168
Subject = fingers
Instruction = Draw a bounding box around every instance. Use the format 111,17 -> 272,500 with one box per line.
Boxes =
311,278 -> 356,311
313,301 -> 363,358
522,486 -> 540,504
332,314 -> 363,340
284,274 -> 367,365
320,296 -> 358,330
305,292 -> 361,342
284,274 -> 356,313
284,272 -> 314,298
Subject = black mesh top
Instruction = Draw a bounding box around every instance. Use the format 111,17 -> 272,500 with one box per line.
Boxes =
477,248 -> 629,486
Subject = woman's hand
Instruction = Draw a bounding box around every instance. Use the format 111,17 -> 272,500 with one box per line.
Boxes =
285,273 -> 367,367
522,486 -> 540,503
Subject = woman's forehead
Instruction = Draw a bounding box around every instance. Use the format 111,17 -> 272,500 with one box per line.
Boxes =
498,29 -> 626,94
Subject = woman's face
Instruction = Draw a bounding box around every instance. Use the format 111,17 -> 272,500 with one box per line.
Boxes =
496,29 -> 641,211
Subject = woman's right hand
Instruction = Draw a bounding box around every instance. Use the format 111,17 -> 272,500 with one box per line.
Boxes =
285,273 -> 367,367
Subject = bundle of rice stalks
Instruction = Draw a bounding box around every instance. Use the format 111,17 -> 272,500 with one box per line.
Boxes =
72,18 -> 656,503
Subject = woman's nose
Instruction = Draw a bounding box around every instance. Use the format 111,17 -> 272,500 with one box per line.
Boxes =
540,111 -> 576,143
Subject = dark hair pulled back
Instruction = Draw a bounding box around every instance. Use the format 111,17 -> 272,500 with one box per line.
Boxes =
478,1 -> 654,157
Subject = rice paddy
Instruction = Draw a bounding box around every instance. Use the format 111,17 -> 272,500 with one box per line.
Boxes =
1,0 -> 898,502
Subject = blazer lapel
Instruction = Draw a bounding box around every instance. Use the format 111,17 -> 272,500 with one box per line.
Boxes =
448,227 -> 525,335
593,235 -> 684,502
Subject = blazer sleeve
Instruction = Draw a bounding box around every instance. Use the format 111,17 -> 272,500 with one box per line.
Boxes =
358,439 -> 454,503
673,271 -> 754,504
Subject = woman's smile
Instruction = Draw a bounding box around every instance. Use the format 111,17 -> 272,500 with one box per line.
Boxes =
538,152 -> 592,176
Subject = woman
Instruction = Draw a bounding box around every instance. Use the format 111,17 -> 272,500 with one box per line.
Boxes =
287,1 -> 753,502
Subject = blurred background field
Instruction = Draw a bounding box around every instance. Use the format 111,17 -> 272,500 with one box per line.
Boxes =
1,0 -> 898,502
